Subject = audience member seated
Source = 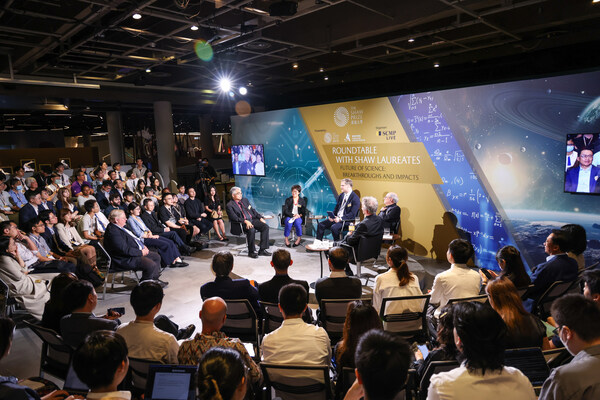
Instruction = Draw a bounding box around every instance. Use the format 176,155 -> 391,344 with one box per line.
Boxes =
372,245 -> 423,321
33,165 -> 52,189
225,186 -> 271,258
176,184 -> 189,206
524,229 -> 578,312
78,199 -> 108,245
333,300 -> 382,379
122,190 -> 134,210
117,281 -> 194,364
75,184 -> 95,212
112,162 -> 126,181
341,196 -> 384,264
261,284 -> 331,373
562,223 -> 587,271
539,294 -> 600,400
205,185 -> 227,241
0,178 -> 16,221
315,246 -> 362,306
24,178 -> 38,193
8,178 -> 27,210
159,192 -> 204,248
103,193 -> 127,218
0,318 -> 73,400
60,280 -> 121,348
12,166 -> 27,192
18,190 -> 45,230
44,174 -> 61,204
53,162 -> 70,187
316,178 -> 360,241
149,177 -> 162,200
142,187 -> 159,208
344,330 -> 411,400
413,304 -> 458,381
197,347 -> 248,400
132,157 -> 147,179
110,179 -> 126,202
200,251 -> 261,317
95,180 -> 113,210
480,245 -> 532,289
72,331 -> 130,400
90,167 -> 105,193
55,187 -> 78,217
70,170 -> 91,198
55,208 -> 98,270
0,236 -> 50,320
184,187 -> 213,234
125,169 -> 138,193
134,179 -> 146,203
178,296 -> 261,383
258,249 -> 312,322
126,202 -> 187,268
25,217 -> 77,274
378,191 -> 401,232
282,184 -> 306,247
428,301 -> 536,400
38,211 -> 62,254
486,277 -> 547,349
103,209 -> 163,283
41,272 -> 78,333
140,198 -> 194,255
39,188 -> 54,213
429,239 -> 480,319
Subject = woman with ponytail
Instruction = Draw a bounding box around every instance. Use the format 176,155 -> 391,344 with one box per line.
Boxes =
197,347 -> 247,400
372,246 -> 423,324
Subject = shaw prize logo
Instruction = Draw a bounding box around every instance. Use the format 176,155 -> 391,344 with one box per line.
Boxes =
334,107 -> 349,127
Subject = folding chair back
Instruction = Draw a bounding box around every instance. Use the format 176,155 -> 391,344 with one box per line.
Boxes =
25,321 -> 73,380
260,363 -> 333,400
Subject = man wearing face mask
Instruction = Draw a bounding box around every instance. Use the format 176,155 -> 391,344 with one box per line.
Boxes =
539,294 -> 600,400
7,178 -> 26,210
565,139 -> 578,171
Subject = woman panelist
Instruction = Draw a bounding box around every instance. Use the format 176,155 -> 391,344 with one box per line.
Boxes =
282,184 -> 306,247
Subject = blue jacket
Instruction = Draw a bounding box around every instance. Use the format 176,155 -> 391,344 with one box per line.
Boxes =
565,165 -> 600,193
524,254 -> 578,311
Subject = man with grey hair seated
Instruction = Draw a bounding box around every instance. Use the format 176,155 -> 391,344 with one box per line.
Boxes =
378,192 -> 401,232
341,196 -> 384,265
225,186 -> 271,258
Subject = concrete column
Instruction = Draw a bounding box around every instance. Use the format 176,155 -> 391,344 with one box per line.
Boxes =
153,101 -> 176,184
198,114 -> 214,159
106,111 -> 124,164
82,132 -> 92,148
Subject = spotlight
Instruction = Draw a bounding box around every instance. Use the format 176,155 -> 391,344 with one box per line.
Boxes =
292,62 -> 298,69
191,25 -> 198,31
132,12 -> 142,19
408,38 -> 415,43
324,76 -> 329,81
219,78 -> 232,92
145,68 -> 151,73
433,62 -> 440,68
228,91 -> 235,98
239,86 -> 248,95
319,67 -> 324,72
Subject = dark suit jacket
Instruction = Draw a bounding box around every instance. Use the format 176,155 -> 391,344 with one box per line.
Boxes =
158,205 -> 185,226
60,312 -> 118,348
565,165 -> 600,193
282,196 -> 307,221
332,191 -> 360,221
314,275 -> 362,305
258,274 -> 313,322
141,210 -> 166,234
103,223 -> 143,270
344,214 -> 384,247
528,254 -> 578,300
378,203 -> 400,231
18,203 -> 38,229
95,191 -> 111,210
239,161 -> 254,175
201,276 -> 261,317
226,198 -> 263,236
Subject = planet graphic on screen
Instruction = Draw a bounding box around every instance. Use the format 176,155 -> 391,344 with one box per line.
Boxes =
578,96 -> 600,129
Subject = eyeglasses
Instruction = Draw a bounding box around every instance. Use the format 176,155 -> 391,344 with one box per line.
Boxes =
580,155 -> 593,159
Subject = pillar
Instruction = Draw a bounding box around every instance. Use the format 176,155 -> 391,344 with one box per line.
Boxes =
153,101 -> 176,184
198,114 -> 214,159
106,111 -> 124,164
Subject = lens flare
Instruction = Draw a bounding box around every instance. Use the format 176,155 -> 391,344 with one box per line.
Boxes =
194,40 -> 213,62
235,101 -> 252,117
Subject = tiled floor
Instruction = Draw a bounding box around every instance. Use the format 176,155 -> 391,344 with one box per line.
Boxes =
1,225 -> 446,384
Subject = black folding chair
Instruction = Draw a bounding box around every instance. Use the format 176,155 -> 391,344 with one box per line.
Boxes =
221,299 -> 260,359
25,321 -> 73,380
380,294 -> 430,342
260,363 -> 333,400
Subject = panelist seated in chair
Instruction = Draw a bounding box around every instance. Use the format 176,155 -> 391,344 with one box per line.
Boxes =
316,178 -> 360,241
226,186 -> 271,258
340,196 -> 384,264
378,192 -> 400,232
282,184 -> 307,247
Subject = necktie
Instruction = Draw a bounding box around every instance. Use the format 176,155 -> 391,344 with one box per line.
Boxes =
567,157 -> 571,166
340,195 -> 348,210
238,201 -> 251,220
96,216 -> 105,231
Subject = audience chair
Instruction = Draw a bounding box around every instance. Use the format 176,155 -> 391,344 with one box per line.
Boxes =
96,242 -> 140,300
532,280 -> 579,319
63,360 -> 89,396
517,284 -> 535,300
127,357 -> 159,397
340,233 -> 384,284
380,294 -> 431,342
260,301 -> 284,334
24,321 -> 73,380
260,363 -> 333,400
417,360 -> 460,400
504,347 -> 550,392
542,348 -> 573,369
0,277 -> 30,319
335,367 -> 356,400
447,294 -> 488,305
228,221 -> 250,256
221,299 -> 260,359
319,298 -> 360,343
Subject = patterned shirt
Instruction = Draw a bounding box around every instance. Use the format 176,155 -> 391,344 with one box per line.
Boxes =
178,331 -> 262,383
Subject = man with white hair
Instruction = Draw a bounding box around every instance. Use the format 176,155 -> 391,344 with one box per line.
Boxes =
378,192 -> 401,232
225,186 -> 270,258
341,196 -> 384,264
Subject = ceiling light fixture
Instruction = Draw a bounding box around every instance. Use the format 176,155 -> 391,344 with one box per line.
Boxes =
132,12 -> 142,19
292,63 -> 298,69
145,68 -> 151,73
433,62 -> 440,68
324,76 -> 329,81
239,87 -> 248,95
219,77 -> 232,92
408,38 -> 415,43
319,67 -> 324,72
191,25 -> 198,31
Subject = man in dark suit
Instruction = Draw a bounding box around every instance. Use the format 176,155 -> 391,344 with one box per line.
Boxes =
226,186 -> 270,258
103,209 -> 164,284
342,196 -> 384,265
316,178 -> 360,241
95,180 -> 113,211
524,229 -> 579,312
141,198 -> 195,255
200,251 -> 261,318
60,280 -> 121,348
565,149 -> 600,193
18,190 -> 42,230
259,249 -> 313,322
378,192 -> 401,232
314,246 -> 362,306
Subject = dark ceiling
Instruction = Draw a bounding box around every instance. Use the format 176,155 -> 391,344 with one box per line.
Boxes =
1,0 -> 600,134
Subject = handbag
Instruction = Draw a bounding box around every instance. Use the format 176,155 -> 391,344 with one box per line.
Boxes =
211,210 -> 219,219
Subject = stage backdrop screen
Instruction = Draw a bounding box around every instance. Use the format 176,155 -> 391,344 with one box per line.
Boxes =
564,134 -> 600,194
231,144 -> 266,176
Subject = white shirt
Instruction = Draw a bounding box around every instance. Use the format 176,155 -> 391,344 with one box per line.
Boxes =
428,365 -> 535,400
77,195 -> 95,211
566,152 -> 578,170
576,166 -> 592,193
126,178 -> 138,193
337,193 -> 349,218
0,191 -> 12,211
117,320 -> 179,364
373,270 -> 423,316
429,263 -> 481,317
